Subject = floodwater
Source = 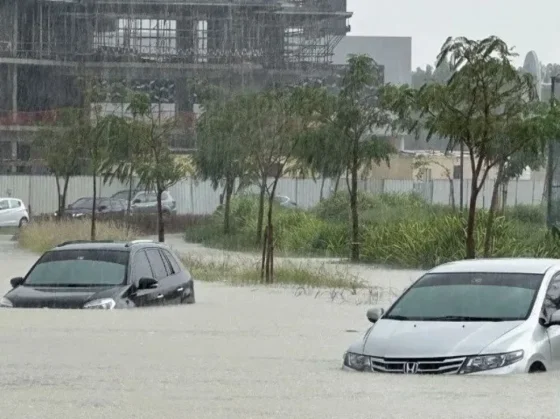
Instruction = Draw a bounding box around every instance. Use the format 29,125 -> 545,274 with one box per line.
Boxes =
0,235 -> 558,419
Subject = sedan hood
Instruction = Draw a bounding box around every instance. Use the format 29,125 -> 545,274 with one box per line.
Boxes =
363,319 -> 524,358
4,285 -> 127,309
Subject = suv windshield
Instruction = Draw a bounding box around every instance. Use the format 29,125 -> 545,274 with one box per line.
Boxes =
24,249 -> 129,287
384,272 -> 544,321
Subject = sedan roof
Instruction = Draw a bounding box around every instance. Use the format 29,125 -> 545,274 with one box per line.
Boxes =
429,258 -> 560,275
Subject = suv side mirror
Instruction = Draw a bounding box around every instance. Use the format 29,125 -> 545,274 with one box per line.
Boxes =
367,307 -> 385,323
546,309 -> 560,327
138,277 -> 158,290
98,205 -> 107,211
132,199 -> 141,204
10,277 -> 24,288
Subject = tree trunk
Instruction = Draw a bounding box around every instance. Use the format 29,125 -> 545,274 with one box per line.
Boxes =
125,170 -> 134,235
262,177 -> 279,283
255,172 -> 267,246
465,176 -> 480,259
448,177 -> 456,211
334,174 -> 341,194
55,176 -> 63,219
156,187 -> 165,242
62,175 -> 70,217
223,175 -> 234,235
319,176 -> 326,201
483,166 -> 504,257
91,170 -> 97,240
350,140 -> 360,262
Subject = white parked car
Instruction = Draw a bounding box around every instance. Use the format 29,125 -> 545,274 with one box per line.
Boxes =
0,198 -> 29,227
343,258 -> 560,375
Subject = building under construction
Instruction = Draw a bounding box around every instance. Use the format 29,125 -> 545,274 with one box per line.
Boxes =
0,0 -> 351,173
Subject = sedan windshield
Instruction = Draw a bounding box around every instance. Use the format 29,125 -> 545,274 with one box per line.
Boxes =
384,272 -> 544,321
24,249 -> 129,287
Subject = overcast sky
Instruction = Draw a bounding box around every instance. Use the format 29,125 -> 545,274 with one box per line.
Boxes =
347,0 -> 558,69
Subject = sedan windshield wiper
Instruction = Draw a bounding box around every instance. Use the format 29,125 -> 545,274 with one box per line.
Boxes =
424,315 -> 507,322
384,315 -> 410,321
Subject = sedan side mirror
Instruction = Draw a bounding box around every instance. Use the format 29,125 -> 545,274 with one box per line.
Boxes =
132,199 -> 141,204
138,277 -> 158,290
546,309 -> 560,327
10,277 -> 24,288
367,307 -> 385,323
98,205 -> 107,211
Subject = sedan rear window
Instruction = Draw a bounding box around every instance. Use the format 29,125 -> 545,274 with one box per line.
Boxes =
25,249 -> 129,287
384,272 -> 545,321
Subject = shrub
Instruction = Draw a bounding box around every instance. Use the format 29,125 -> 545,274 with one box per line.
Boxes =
506,205 -> 545,225
19,219 -> 138,253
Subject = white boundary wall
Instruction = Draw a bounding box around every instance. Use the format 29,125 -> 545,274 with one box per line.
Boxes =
0,176 -> 546,215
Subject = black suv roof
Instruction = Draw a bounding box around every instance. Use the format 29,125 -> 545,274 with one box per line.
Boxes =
51,240 -> 167,252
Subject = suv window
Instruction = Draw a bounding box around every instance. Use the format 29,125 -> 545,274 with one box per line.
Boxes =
162,192 -> 169,200
543,273 -> 560,318
161,249 -> 180,274
0,199 -> 8,210
132,250 -> 153,282
9,199 -> 21,208
146,248 -> 168,279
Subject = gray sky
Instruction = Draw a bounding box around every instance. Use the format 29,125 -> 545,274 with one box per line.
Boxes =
348,0 -> 558,69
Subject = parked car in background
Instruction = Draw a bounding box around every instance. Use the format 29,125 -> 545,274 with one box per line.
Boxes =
110,189 -> 142,207
0,197 -> 29,227
55,197 -> 127,218
129,191 -> 177,216
343,258 -> 560,375
0,239 -> 195,309
275,195 -> 298,209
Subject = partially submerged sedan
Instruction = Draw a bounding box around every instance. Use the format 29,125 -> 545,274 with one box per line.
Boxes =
343,259 -> 560,375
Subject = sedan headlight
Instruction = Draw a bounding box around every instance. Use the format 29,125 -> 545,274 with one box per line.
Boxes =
343,352 -> 371,372
83,298 -> 116,310
460,350 -> 524,374
0,297 -> 13,308
72,213 -> 84,218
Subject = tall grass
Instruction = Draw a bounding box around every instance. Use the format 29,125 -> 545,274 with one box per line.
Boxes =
19,219 -> 138,253
185,192 -> 559,269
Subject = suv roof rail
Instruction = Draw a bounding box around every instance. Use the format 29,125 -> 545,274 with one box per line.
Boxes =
125,239 -> 157,247
56,240 -> 115,247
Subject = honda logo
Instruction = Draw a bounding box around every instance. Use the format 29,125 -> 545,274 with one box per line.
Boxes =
404,362 -> 419,374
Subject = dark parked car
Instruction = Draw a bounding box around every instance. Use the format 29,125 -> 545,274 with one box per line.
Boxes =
54,197 -> 127,218
0,240 -> 195,309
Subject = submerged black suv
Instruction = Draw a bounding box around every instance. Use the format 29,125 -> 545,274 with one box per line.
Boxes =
0,240 -> 195,309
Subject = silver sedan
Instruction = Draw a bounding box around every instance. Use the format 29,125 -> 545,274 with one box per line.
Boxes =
343,258 -> 560,375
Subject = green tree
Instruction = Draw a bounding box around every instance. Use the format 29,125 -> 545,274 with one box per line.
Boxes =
194,93 -> 256,234
133,96 -> 188,242
35,108 -> 85,219
244,87 -> 321,282
318,55 -> 395,261
101,93 -> 152,233
394,36 -> 541,258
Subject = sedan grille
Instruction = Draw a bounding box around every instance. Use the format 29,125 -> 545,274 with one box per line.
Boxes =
370,356 -> 466,375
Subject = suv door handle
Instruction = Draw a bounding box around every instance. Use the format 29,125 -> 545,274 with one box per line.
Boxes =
176,287 -> 184,292
156,294 -> 164,299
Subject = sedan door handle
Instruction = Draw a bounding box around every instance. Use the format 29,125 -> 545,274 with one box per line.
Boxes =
156,294 -> 164,299
176,287 -> 184,292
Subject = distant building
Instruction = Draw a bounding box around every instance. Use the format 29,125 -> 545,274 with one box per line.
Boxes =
332,36 -> 412,85
0,0 -> 352,173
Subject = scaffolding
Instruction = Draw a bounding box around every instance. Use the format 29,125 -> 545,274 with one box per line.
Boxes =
0,0 -> 351,172
8,0 -> 350,69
